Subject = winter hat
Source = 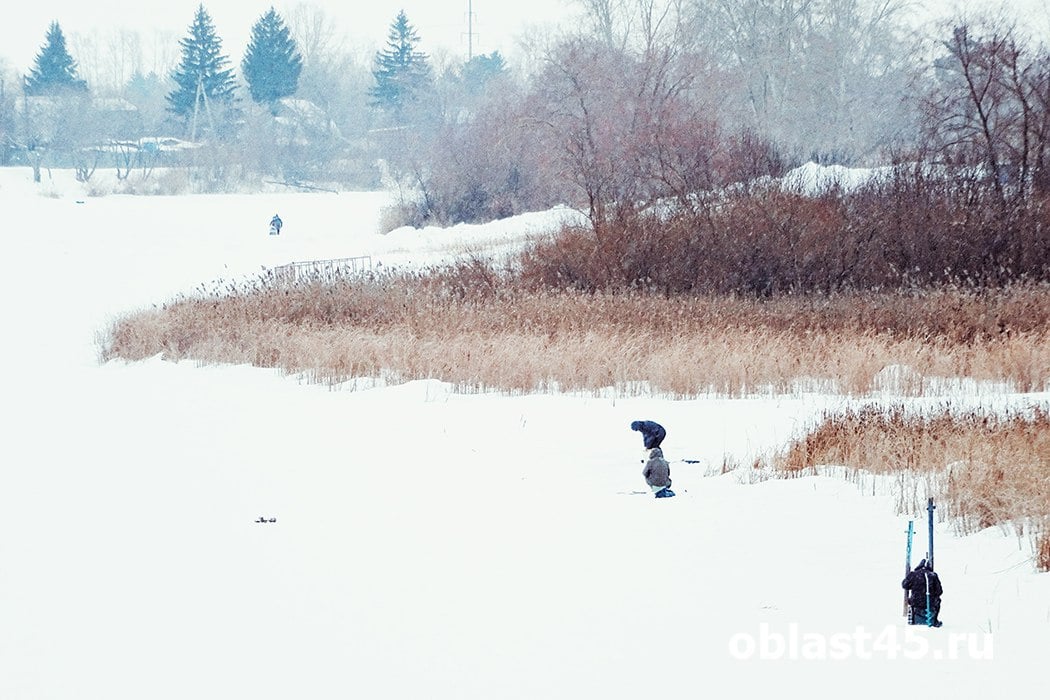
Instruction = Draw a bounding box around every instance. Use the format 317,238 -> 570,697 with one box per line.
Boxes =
915,559 -> 927,570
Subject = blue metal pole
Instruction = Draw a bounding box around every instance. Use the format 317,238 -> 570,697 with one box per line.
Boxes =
904,520 -> 914,619
927,498 -> 936,626
927,498 -> 936,571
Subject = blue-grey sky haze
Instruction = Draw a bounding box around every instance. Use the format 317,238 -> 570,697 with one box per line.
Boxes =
0,1 -> 578,76
2,1 -> 1049,83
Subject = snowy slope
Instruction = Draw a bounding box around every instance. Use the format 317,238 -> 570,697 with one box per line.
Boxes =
0,167 -> 1046,700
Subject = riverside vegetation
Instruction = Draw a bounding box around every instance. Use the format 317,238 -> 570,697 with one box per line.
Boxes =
101,173 -> 1050,569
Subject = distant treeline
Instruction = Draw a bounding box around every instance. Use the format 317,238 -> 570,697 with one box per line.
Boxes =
4,1 -> 1050,277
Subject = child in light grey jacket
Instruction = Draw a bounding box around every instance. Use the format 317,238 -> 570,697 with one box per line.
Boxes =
642,447 -> 674,498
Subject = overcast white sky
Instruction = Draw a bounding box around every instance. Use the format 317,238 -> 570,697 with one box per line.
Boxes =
2,0 -> 1049,81
0,1 -> 579,76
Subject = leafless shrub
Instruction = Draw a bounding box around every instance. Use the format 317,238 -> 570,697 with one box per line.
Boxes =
519,160 -> 1050,295
377,200 -> 428,233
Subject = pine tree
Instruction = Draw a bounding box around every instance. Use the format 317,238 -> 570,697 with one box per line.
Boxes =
462,51 -> 507,94
369,11 -> 433,120
168,5 -> 238,126
125,71 -> 170,136
24,21 -> 88,96
242,7 -> 302,106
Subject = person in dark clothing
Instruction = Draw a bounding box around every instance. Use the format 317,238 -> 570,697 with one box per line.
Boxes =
630,420 -> 666,449
270,213 -> 283,235
902,559 -> 943,627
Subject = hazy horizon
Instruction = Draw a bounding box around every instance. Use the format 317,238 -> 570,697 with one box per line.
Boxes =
2,0 -> 1049,87
0,0 -> 577,77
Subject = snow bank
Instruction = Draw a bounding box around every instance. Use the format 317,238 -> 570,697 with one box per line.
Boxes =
0,167 -> 1046,700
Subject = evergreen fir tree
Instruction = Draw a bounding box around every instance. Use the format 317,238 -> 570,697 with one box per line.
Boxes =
24,21 -> 88,95
462,51 -> 507,94
125,71 -> 170,136
242,7 -> 302,106
369,11 -> 433,120
168,5 -> 238,124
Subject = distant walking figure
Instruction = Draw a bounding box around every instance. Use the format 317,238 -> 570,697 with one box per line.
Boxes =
630,420 -> 666,449
269,213 -> 283,235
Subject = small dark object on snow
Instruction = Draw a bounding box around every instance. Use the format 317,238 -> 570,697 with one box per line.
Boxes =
269,213 -> 283,235
255,517 -> 277,523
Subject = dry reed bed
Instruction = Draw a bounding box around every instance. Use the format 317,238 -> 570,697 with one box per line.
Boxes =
775,405 -> 1050,570
102,277 -> 1050,396
100,274 -> 1050,567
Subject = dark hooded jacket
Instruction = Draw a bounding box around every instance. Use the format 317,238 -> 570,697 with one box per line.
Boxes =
642,447 -> 672,489
902,560 -> 942,606
631,420 -> 666,449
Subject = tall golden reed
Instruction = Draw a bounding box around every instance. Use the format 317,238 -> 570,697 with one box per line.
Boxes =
99,271 -> 1050,568
101,274 -> 1050,397
776,405 -> 1050,570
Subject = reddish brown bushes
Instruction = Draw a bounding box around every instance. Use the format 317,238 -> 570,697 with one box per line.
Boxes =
518,166 -> 1050,296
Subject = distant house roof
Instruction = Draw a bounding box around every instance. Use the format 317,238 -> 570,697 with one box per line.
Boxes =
96,136 -> 203,154
92,97 -> 138,112
15,95 -> 139,113
138,136 -> 202,152
272,98 -> 342,143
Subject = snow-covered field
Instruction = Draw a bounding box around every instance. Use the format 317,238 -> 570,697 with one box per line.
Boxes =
0,167 -> 1046,699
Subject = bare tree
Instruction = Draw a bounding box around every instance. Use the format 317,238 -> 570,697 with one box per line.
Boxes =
690,0 -> 813,130
70,29 -> 145,96
0,61 -> 16,165
14,90 -> 104,182
288,2 -> 372,137
924,18 -> 1050,208
143,29 -> 180,79
106,30 -> 143,95
686,0 -> 915,162
574,0 -> 691,53
575,0 -> 635,51
534,34 -> 704,230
